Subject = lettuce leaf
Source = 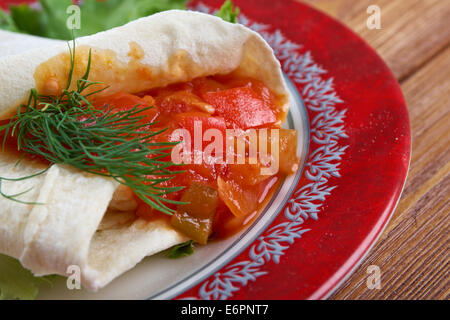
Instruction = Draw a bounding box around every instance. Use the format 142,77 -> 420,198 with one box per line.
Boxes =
0,8 -> 18,31
0,0 -> 188,40
0,0 -> 239,40
0,254 -> 53,300
167,240 -> 194,259
76,0 -> 188,37
215,0 -> 240,23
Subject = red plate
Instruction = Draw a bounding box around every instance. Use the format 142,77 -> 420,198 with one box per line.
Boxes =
0,0 -> 411,300
173,0 -> 411,300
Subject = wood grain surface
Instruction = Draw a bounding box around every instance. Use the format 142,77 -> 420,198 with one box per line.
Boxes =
299,0 -> 450,300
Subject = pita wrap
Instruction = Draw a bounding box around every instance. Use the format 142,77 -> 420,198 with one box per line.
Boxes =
0,10 -> 289,291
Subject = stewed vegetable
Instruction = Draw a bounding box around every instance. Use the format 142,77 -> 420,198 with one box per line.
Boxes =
171,183 -> 219,244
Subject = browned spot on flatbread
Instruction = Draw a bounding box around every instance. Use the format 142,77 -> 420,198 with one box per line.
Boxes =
127,41 -> 145,60
34,43 -> 155,100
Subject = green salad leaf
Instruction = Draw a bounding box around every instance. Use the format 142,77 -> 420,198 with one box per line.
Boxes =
74,0 -> 188,38
0,0 -> 239,40
215,0 -> 240,23
9,1 -> 74,39
0,7 -> 18,31
167,240 -> 195,259
0,254 -> 54,300
0,0 -> 188,40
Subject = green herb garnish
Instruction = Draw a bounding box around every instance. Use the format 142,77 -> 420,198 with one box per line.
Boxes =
0,41 -> 184,215
215,0 -> 240,23
0,167 -> 50,205
167,240 -> 195,259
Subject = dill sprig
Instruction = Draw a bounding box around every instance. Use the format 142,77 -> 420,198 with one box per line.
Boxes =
0,41 -> 184,214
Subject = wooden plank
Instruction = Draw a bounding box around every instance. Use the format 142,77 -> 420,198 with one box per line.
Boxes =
331,173 -> 449,299
301,0 -> 450,80
330,46 -> 450,300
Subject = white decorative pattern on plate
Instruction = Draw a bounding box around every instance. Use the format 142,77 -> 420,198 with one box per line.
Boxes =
186,3 -> 348,300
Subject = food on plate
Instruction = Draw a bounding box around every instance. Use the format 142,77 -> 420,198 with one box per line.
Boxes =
0,10 -> 299,294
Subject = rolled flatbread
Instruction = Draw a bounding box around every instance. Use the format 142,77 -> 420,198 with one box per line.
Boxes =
0,10 -> 289,291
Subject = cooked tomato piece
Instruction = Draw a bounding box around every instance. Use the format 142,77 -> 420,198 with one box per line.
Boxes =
227,162 -> 270,186
217,176 -> 258,217
203,87 -> 277,129
173,112 -> 227,135
135,196 -> 172,221
171,112 -> 228,164
278,129 -> 299,174
159,118 -> 227,181
136,202 -> 155,220
93,92 -> 159,123
181,162 -> 227,185
212,199 -> 248,239
192,77 -> 226,99
156,90 -> 214,116
259,128 -> 299,175
220,77 -> 276,108
171,182 -> 219,244
248,81 -> 277,112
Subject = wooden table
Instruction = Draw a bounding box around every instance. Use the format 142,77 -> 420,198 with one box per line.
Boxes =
299,0 -> 449,300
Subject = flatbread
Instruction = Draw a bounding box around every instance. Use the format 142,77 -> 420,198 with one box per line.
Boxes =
0,10 -> 289,291
0,30 -> 61,57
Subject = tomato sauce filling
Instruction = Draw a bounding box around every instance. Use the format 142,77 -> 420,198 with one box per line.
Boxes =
1,75 -> 300,244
